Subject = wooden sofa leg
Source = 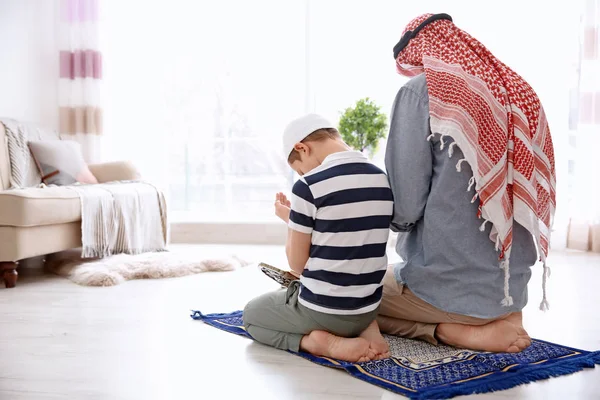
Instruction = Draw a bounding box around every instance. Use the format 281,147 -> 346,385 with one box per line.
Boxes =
1,262 -> 18,288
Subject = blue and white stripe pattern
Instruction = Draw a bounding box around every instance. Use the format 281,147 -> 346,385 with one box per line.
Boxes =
288,151 -> 393,315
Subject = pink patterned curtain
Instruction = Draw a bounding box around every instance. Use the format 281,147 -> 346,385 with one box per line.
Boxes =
58,0 -> 103,163
567,0 -> 600,253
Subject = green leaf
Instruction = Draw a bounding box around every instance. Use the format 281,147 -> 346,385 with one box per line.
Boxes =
338,98 -> 388,155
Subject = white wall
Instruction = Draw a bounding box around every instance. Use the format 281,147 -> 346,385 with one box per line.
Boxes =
0,0 -> 58,130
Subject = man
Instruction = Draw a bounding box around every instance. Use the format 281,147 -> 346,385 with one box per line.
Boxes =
379,13 -> 556,352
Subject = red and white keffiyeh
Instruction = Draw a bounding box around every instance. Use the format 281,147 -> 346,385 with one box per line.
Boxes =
395,14 -> 556,309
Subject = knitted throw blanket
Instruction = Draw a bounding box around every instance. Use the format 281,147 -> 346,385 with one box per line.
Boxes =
1,119 -> 59,188
394,14 -> 556,309
67,181 -> 168,258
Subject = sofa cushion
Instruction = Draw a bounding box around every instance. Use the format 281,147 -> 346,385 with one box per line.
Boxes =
28,140 -> 98,185
0,187 -> 81,227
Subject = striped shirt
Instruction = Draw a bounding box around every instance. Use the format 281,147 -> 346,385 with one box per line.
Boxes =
288,151 -> 394,315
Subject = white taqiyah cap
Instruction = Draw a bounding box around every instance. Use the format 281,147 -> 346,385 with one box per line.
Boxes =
283,114 -> 335,159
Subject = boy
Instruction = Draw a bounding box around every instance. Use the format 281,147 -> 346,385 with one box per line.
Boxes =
243,114 -> 393,362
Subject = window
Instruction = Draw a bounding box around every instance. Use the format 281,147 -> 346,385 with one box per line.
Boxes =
103,0 -> 305,222
103,0 -> 580,227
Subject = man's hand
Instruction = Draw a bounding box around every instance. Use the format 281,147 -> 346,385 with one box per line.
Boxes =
274,192 -> 291,223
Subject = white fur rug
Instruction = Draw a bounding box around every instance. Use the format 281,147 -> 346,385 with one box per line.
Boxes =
46,249 -> 248,287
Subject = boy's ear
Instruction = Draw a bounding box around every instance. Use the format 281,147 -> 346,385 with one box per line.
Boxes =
294,142 -> 309,154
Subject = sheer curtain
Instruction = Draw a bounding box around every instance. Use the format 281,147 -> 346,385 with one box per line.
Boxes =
567,0 -> 600,252
102,0 -> 305,222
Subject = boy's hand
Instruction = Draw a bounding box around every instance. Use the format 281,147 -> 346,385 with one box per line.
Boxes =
288,269 -> 301,279
274,192 -> 291,223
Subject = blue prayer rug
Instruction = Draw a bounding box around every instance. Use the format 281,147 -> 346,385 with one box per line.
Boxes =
191,310 -> 600,400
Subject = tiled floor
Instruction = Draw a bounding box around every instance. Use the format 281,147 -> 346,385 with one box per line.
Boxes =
1,246 -> 599,399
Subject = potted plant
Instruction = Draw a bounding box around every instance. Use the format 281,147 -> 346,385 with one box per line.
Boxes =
338,98 -> 388,157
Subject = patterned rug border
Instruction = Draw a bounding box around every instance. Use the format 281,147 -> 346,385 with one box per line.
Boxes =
191,310 -> 600,400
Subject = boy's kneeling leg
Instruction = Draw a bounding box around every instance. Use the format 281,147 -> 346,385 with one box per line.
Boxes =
244,324 -> 304,352
243,284 -> 315,352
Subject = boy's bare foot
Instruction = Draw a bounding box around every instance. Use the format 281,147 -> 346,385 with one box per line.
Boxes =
436,318 -> 531,353
359,320 -> 390,360
300,330 -> 375,363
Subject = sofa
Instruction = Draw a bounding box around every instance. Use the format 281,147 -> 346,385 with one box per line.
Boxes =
0,123 -> 141,288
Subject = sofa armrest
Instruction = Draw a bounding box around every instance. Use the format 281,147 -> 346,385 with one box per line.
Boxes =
88,161 -> 141,183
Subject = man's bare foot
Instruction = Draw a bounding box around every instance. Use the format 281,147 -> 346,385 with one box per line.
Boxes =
300,331 -> 375,363
436,319 -> 531,353
359,320 -> 390,360
504,312 -> 524,328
